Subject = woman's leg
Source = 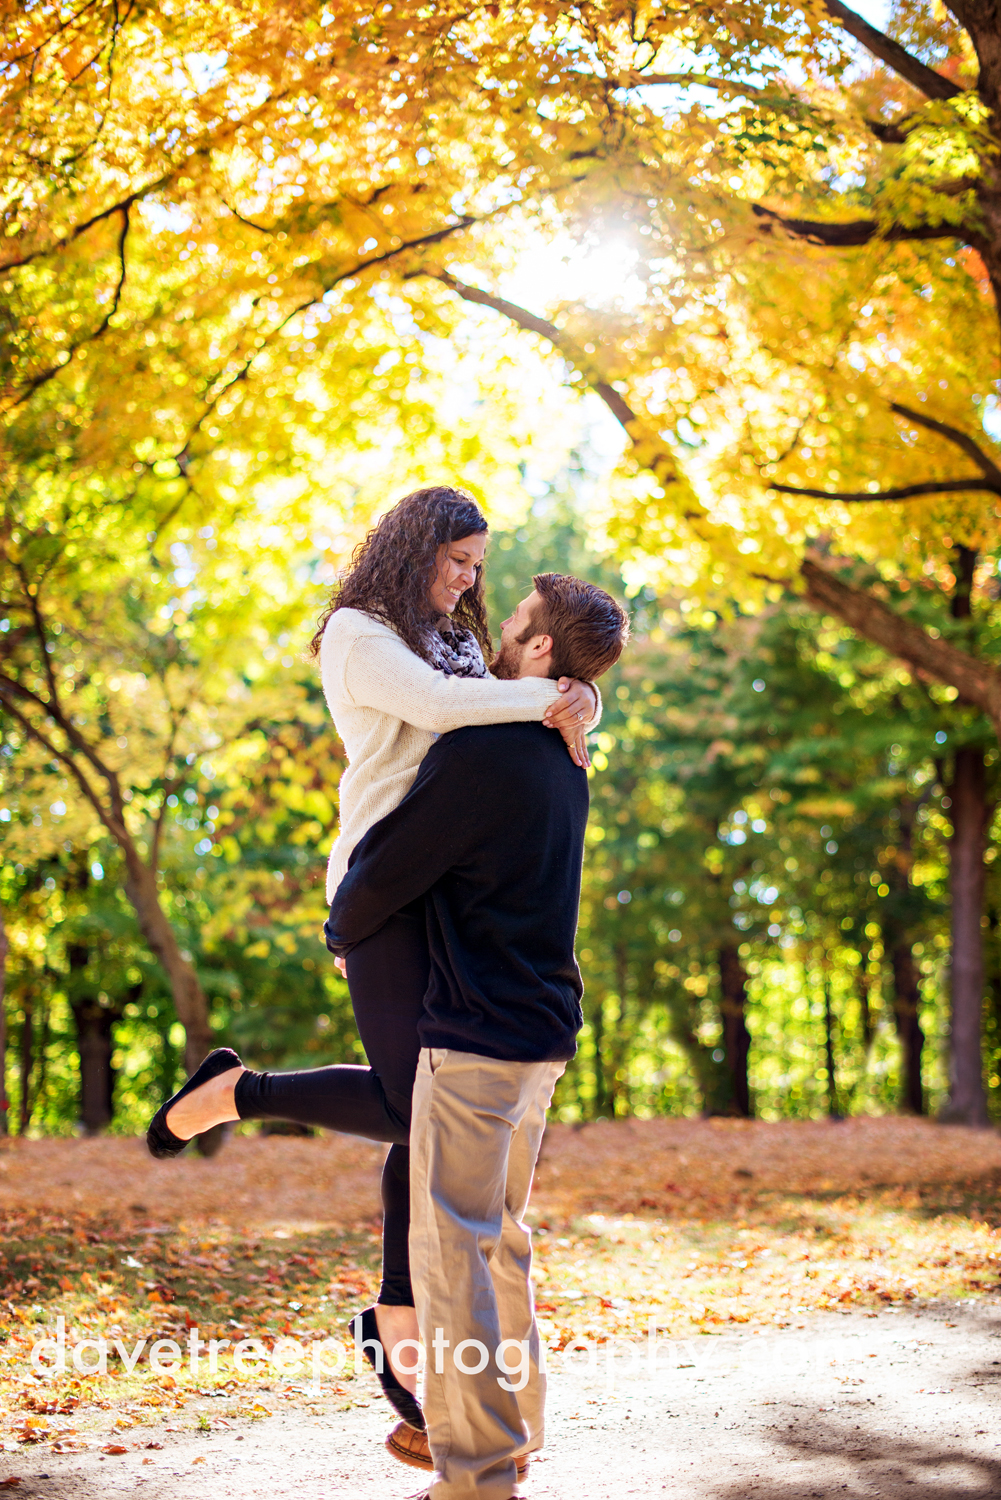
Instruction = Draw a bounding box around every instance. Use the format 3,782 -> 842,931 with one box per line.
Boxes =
373,1143 -> 421,1396
378,1145 -> 414,1303
164,1049 -> 404,1143
336,904 -> 425,1391
162,906 -> 429,1391
172,905 -> 428,1145
241,905 -> 428,1389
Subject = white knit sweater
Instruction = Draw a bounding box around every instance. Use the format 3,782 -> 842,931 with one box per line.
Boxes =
320,608 -> 564,900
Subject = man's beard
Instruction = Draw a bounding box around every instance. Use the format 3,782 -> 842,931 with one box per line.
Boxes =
491,639 -> 524,679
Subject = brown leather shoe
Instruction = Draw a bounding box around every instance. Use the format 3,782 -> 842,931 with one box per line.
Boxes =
385,1421 -> 529,1481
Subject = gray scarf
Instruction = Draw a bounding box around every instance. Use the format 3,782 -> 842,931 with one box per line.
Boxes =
426,619 -> 489,679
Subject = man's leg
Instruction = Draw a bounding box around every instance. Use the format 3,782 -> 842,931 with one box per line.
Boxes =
410,1048 -> 563,1500
492,1069 -> 563,1458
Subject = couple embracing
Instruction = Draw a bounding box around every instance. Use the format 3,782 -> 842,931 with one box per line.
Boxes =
147,485 -> 628,1499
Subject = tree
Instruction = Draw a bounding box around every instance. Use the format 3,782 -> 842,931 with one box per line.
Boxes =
0,674 -> 357,1135
741,604 -> 949,1117
0,493 -> 321,1092
485,492 -> 962,1122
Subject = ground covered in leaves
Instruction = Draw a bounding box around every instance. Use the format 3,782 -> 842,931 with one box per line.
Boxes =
0,1117 -> 997,1457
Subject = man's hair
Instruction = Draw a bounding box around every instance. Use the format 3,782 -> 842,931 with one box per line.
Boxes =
521,573 -> 629,681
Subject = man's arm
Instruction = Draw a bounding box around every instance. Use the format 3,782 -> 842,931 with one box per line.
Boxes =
324,737 -> 480,955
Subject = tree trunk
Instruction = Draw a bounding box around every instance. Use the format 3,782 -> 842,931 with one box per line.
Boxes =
941,746 -> 990,1124
121,855 -> 213,1074
856,937 -> 875,1052
605,942 -> 633,1118
800,558 -> 1001,736
123,858 -> 213,1068
718,944 -> 752,1116
590,991 -> 609,1118
0,905 -> 6,1136
889,939 -> 925,1115
662,982 -> 725,1115
70,999 -> 122,1135
34,985 -> 50,1124
822,970 -> 841,1119
880,790 -> 925,1115
986,903 -> 1001,1116
66,940 -> 124,1136
805,549 -> 991,1124
18,986 -> 33,1136
121,856 -> 223,1153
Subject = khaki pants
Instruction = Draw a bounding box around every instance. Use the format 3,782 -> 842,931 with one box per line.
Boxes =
410,1047 -> 564,1500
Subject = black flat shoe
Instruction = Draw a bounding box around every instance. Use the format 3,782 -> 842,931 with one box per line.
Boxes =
349,1306 -> 425,1430
146,1047 -> 243,1160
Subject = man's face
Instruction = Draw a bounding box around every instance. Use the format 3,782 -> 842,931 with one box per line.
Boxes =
493,590 -> 543,679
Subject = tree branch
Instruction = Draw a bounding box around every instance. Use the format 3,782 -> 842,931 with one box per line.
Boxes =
890,402 -> 1001,484
3,206 -> 130,409
867,112 -> 920,143
416,270 -> 638,430
772,477 -> 1000,500
1,72 -> 293,273
801,555 -> 1001,731
0,679 -> 129,846
221,200 -> 274,234
21,571 -> 65,727
612,71 -> 770,99
415,269 -> 711,504
772,405 -> 1001,501
5,0 -> 101,67
139,216 -> 480,534
752,203 -> 969,247
821,0 -> 962,100
0,644 -> 127,825
0,186 -> 143,273
149,704 -> 192,875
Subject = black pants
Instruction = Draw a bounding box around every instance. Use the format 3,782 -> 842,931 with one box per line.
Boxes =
234,901 -> 428,1306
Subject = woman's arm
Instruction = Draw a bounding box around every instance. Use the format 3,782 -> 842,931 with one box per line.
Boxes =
331,619 -> 599,765
338,627 -> 558,732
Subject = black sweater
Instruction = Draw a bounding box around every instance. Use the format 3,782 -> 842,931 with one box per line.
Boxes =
324,722 -> 588,1062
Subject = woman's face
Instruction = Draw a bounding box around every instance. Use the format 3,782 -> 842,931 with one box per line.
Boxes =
428,531 -> 487,616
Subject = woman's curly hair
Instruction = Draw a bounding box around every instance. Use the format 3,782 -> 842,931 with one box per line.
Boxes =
309,485 -> 491,663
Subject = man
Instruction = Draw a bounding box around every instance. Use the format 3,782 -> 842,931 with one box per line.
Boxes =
325,573 -> 628,1499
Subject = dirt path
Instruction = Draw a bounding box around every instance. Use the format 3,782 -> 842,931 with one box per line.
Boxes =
2,1300 -> 998,1498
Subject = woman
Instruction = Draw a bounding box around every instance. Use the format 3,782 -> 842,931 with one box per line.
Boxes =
146,486 -> 597,1434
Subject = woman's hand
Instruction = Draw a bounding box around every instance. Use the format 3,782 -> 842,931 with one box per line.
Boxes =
334,956 -> 347,977
542,678 -> 598,769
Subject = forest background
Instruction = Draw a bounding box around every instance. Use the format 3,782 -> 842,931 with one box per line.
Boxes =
2,0 -> 1001,1146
